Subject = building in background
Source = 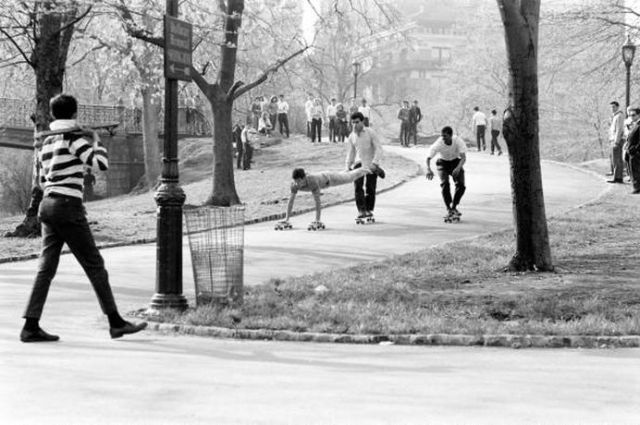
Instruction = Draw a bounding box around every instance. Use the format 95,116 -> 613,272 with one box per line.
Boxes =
359,0 -> 465,104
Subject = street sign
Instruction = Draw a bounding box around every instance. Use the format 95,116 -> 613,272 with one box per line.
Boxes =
164,15 -> 192,81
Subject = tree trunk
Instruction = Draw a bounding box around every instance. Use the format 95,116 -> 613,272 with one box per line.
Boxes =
206,91 -> 240,206
497,0 -> 553,271
140,87 -> 162,189
204,0 -> 244,206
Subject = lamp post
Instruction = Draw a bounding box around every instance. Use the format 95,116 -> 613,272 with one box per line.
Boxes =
352,60 -> 361,101
622,34 -> 636,109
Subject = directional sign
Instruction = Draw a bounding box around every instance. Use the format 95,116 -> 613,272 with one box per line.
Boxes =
164,15 -> 192,81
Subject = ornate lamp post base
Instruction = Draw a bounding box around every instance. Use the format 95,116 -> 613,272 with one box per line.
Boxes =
149,293 -> 188,310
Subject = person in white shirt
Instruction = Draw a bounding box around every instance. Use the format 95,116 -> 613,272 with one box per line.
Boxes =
346,111 -> 386,219
426,126 -> 467,218
358,98 -> 372,127
310,98 -> 324,143
326,98 -> 338,142
608,100 -> 625,183
489,109 -> 503,155
304,94 -> 314,140
472,106 -> 487,151
277,94 -> 290,138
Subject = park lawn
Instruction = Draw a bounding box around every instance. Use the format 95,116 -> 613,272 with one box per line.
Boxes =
153,184 -> 640,337
0,135 -> 420,260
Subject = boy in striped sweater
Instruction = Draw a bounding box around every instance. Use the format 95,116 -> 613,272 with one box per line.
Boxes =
20,94 -> 147,343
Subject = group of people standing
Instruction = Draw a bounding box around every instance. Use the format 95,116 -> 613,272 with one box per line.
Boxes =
396,100 -> 423,147
304,96 -> 373,143
250,94 -> 290,138
608,100 -> 640,194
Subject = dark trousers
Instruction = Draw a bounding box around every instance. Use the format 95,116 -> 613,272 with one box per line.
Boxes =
436,158 -> 466,209
610,144 -> 624,180
353,163 -> 378,212
629,153 -> 640,191
278,113 -> 289,138
242,143 -> 253,170
400,121 -> 411,146
328,117 -> 337,141
236,140 -> 243,169
311,118 -> 322,142
411,122 -> 418,145
476,125 -> 486,150
24,195 -> 118,319
363,117 -> 370,127
490,130 -> 502,153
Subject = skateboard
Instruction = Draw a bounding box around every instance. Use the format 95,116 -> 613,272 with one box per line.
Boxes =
355,215 -> 375,225
35,122 -> 120,140
444,210 -> 461,223
307,221 -> 325,231
274,221 -> 293,231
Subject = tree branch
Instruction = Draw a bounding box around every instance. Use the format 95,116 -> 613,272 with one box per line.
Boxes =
233,45 -> 310,99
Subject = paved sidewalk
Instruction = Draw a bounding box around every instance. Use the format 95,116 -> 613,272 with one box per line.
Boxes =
1,147 -> 638,424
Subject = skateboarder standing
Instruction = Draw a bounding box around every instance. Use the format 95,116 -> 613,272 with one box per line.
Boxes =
345,112 -> 386,221
278,167 -> 373,229
425,126 -> 467,220
20,94 -> 147,343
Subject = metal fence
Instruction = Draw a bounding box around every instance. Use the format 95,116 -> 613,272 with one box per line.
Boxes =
184,205 -> 245,306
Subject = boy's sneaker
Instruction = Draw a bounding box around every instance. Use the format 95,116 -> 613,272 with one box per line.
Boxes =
451,207 -> 461,217
357,211 -> 368,219
371,164 -> 386,179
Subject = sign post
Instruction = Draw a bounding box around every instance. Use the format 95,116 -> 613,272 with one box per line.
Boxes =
149,0 -> 191,311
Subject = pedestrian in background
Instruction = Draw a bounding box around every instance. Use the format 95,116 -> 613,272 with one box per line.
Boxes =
607,100 -> 625,183
624,107 -> 640,194
397,100 -> 411,147
472,106 -> 487,151
489,109 -> 503,155
310,98 -> 324,143
359,98 -> 372,127
277,94 -> 290,138
327,98 -> 338,142
409,100 -> 422,145
267,96 -> 279,135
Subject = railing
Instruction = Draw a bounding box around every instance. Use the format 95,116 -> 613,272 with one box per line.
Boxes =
0,97 -> 211,136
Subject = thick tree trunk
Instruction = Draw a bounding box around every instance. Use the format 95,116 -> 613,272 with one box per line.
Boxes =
497,0 -> 553,271
206,93 -> 240,206
204,0 -> 243,206
140,88 -> 162,189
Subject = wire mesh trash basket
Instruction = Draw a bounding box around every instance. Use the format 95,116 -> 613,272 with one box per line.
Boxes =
184,205 -> 245,306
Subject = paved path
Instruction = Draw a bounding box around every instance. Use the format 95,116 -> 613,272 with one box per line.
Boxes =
1,147 -> 638,424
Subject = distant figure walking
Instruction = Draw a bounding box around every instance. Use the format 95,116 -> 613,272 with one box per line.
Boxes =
20,94 -> 147,343
488,109 -> 503,155
472,106 -> 487,151
83,168 -> 96,201
358,98 -> 372,127
310,98 -> 324,143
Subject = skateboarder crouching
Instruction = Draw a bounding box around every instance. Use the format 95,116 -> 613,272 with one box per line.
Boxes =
278,167 -> 373,229
425,126 -> 467,220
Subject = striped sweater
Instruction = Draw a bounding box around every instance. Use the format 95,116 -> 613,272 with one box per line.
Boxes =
38,119 -> 108,199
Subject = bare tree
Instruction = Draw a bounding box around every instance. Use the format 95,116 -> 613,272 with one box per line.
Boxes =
118,0 -> 309,205
497,0 -> 553,271
0,0 -> 92,237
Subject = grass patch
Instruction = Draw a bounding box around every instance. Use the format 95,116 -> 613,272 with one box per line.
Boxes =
154,189 -> 640,336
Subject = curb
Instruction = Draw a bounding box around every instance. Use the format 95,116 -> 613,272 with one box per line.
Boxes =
147,322 -> 640,349
0,165 -> 421,265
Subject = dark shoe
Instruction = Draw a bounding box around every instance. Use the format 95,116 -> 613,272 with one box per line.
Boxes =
498,151 -> 503,156
371,164 -> 386,179
20,327 -> 60,343
110,321 -> 148,339
632,190 -> 640,194
607,179 -> 624,183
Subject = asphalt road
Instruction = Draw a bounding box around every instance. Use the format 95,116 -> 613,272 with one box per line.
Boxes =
1,146 -> 638,425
